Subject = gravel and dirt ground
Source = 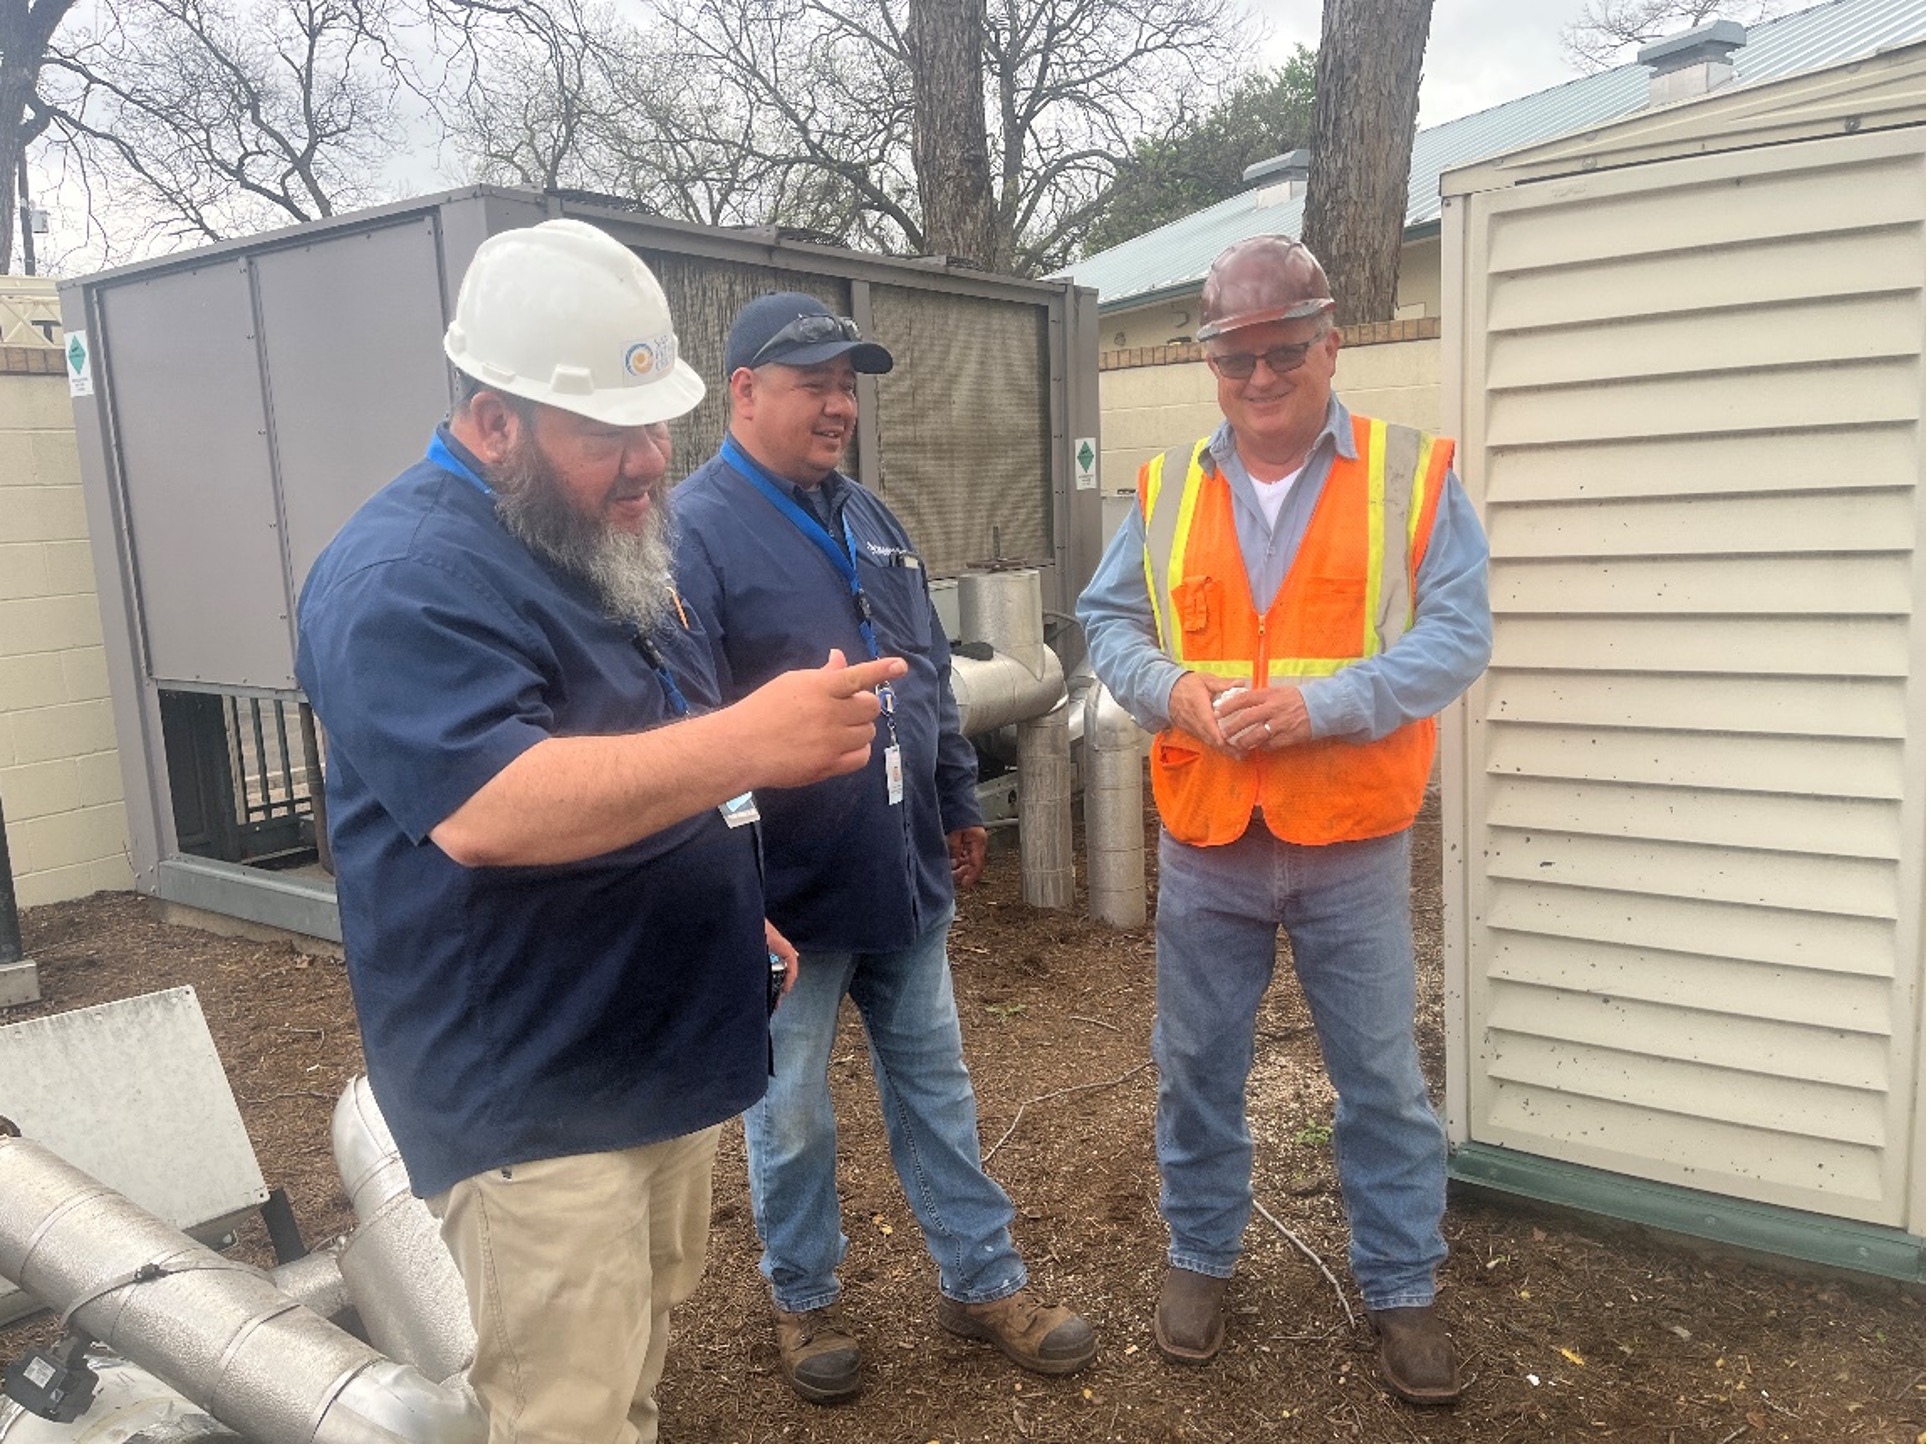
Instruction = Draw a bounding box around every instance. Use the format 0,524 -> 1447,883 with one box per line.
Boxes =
3,798 -> 1924,1443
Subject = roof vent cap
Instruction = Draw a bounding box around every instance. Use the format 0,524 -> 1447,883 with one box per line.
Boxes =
1242,148 -> 1310,187
1639,17 -> 1746,104
1248,149 -> 1311,208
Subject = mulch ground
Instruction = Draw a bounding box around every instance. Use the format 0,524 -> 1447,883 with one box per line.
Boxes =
2,798 -> 1923,1443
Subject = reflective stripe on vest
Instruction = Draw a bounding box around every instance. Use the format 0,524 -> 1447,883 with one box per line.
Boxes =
1142,419 -> 1441,674
1135,415 -> 1453,846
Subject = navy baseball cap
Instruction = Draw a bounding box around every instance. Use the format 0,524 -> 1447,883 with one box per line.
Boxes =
725,292 -> 894,375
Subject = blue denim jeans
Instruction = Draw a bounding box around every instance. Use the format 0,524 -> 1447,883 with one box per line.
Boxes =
1154,822 -> 1447,1310
743,906 -> 1027,1312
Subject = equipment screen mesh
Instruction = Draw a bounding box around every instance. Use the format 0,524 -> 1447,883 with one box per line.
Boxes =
637,249 -> 850,485
868,285 -> 1052,577
639,250 -> 1053,579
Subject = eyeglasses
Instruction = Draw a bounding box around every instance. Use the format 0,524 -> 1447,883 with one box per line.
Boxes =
750,313 -> 863,366
1206,329 -> 1330,380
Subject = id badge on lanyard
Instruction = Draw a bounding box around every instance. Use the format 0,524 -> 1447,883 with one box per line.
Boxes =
879,679 -> 903,806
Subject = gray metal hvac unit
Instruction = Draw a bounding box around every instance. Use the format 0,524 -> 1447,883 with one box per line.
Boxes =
60,186 -> 1104,941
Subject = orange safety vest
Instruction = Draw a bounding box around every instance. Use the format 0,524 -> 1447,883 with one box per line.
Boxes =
1139,415 -> 1453,847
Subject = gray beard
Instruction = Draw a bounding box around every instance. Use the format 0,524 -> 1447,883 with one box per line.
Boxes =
491,439 -> 676,636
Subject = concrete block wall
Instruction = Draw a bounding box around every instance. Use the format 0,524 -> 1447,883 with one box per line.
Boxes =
1097,321 -> 1444,500
0,302 -> 135,909
1098,236 -> 1445,352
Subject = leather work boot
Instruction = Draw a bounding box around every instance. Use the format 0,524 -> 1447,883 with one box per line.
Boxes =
773,1306 -> 861,1404
937,1287 -> 1098,1374
1367,1305 -> 1461,1406
1153,1266 -> 1229,1364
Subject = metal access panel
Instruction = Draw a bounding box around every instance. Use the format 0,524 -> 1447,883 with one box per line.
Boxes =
0,986 -> 269,1323
98,258 -> 286,689
257,216 -> 455,592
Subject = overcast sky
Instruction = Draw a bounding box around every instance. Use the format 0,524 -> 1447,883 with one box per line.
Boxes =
1249,0 -> 1601,129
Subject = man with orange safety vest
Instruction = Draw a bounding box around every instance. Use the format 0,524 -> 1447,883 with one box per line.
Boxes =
1076,234 -> 1492,1405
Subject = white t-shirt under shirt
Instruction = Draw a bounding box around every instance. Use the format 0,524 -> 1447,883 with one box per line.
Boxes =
1246,464 -> 1304,532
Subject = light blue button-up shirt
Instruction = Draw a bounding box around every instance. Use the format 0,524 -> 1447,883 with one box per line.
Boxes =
1076,395 -> 1493,743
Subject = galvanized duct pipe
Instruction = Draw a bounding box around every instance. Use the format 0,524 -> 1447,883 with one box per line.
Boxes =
958,569 -> 1048,677
954,569 -> 1074,910
269,1241 -> 352,1325
1083,682 -> 1149,928
1016,700 -> 1074,908
331,1079 -> 475,1384
0,1136 -> 483,1444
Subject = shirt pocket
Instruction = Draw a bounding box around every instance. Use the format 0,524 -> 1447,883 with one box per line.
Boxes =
856,554 -> 933,653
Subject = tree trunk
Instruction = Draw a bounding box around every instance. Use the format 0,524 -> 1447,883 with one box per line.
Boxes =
1300,0 -> 1434,325
0,0 -> 74,275
906,0 -> 1004,270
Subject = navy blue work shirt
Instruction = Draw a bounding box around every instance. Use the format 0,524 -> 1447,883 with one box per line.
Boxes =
673,443 -> 980,954
295,426 -> 768,1200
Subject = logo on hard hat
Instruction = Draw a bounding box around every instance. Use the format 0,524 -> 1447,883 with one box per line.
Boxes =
624,334 -> 677,380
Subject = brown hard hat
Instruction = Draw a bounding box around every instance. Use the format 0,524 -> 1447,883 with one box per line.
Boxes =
1195,235 -> 1334,341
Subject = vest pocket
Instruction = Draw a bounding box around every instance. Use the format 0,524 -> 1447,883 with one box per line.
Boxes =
1175,575 -> 1219,635
1292,572 -> 1370,657
1150,730 -> 1235,846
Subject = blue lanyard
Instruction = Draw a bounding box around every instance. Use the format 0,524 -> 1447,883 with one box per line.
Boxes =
428,430 -> 689,718
722,437 -> 896,740
721,437 -> 882,662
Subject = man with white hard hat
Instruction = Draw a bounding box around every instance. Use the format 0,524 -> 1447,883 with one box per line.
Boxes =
296,219 -> 906,1442
1078,234 -> 1492,1405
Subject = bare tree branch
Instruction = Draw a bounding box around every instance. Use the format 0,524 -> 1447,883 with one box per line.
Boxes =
0,0 -> 80,269
33,0 -> 411,249
10,0 -> 1253,273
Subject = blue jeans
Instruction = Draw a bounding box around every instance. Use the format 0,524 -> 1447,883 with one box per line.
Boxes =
744,906 -> 1027,1312
1154,823 -> 1447,1310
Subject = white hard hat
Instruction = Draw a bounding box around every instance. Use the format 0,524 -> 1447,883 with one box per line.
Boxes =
443,218 -> 706,427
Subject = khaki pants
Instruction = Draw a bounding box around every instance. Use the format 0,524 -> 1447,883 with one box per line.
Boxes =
428,1126 -> 722,1443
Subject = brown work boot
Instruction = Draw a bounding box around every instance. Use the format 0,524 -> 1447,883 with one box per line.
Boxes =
773,1306 -> 861,1404
1153,1266 -> 1228,1364
1368,1305 -> 1460,1405
937,1287 -> 1097,1374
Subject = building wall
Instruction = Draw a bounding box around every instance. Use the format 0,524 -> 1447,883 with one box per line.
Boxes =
1439,56 -> 1925,1231
1097,322 -> 1444,503
0,280 -> 134,909
1098,234 -> 1443,351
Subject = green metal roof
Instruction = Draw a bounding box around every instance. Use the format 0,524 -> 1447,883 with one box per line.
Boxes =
1063,0 -> 1925,309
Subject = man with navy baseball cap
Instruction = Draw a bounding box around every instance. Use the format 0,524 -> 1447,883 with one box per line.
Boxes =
675,292 -> 1097,1404
722,291 -> 896,376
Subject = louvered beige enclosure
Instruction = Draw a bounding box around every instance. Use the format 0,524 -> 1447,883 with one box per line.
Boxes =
1438,43 -> 1925,1255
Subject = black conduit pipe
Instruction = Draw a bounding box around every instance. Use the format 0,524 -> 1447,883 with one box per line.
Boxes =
0,795 -> 22,967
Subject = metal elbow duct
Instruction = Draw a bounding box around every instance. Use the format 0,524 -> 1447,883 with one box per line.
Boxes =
949,648 -> 1066,736
269,1238 -> 354,1324
331,1079 -> 476,1384
1084,682 -> 1149,928
0,1135 -> 483,1444
952,569 -> 1074,909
